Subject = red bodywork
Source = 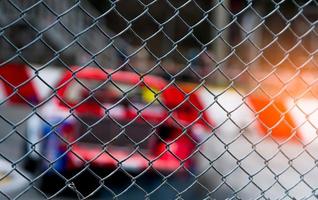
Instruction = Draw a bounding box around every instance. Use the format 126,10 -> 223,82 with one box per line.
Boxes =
53,67 -> 212,172
0,63 -> 39,104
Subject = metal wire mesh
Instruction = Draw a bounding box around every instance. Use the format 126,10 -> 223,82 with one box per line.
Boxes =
1,0 -> 318,199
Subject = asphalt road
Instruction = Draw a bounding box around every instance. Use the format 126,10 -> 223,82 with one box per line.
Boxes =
3,104 -> 318,199
0,106 -> 42,199
197,121 -> 318,199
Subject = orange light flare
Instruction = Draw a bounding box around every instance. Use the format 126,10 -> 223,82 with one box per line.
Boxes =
246,58 -> 318,143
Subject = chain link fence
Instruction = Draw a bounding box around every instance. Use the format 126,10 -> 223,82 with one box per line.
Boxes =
1,0 -> 318,199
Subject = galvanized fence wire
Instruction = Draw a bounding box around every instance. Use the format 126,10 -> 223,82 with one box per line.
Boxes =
1,0 -> 318,199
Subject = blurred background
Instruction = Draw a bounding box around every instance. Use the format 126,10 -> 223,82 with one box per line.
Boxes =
1,0 -> 317,85
1,0 -> 318,199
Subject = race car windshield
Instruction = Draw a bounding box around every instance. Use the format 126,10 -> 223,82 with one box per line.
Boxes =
64,79 -> 159,105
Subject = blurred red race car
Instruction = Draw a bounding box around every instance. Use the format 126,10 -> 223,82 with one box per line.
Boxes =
24,67 -> 212,177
